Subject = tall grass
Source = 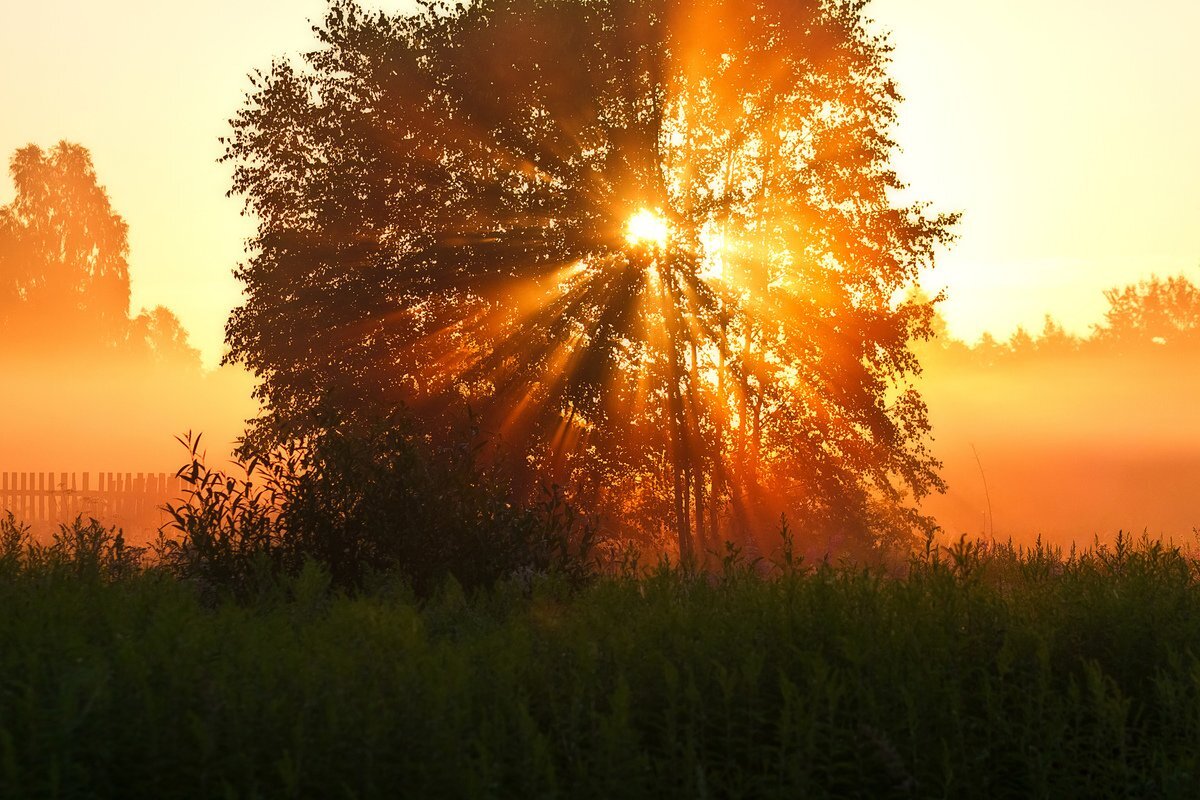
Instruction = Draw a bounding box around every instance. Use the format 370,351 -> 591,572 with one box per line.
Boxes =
2,521 -> 1199,798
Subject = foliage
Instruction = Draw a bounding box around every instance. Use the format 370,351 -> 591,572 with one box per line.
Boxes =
159,420 -> 598,597
127,304 -> 203,367
4,532 -> 1200,797
222,0 -> 956,560
0,142 -> 130,347
155,433 -> 282,601
0,512 -> 31,575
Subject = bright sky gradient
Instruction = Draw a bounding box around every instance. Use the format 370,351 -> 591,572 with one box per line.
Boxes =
2,0 -> 1197,366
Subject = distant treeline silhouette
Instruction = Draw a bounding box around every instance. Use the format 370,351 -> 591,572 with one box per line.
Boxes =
922,272 -> 1200,365
914,271 -> 1200,544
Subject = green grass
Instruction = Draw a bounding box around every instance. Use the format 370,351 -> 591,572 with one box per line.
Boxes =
2,531 -> 1200,798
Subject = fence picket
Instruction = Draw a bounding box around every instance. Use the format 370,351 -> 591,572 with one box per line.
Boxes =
0,470 -> 185,529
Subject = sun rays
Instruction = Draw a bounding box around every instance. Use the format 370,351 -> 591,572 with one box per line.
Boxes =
224,0 -> 955,558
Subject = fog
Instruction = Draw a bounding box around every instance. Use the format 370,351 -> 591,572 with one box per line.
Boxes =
0,142 -> 259,479
3,273 -> 1198,551
4,338 -> 1198,550
0,354 -> 256,474
919,345 -> 1200,547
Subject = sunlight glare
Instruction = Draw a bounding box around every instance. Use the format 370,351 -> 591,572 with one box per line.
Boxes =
625,209 -> 670,248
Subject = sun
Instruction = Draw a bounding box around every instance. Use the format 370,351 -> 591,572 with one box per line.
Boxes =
625,209 -> 670,248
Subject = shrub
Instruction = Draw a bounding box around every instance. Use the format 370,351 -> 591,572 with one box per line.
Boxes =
1,512 -> 144,581
42,516 -> 145,580
159,414 -> 598,597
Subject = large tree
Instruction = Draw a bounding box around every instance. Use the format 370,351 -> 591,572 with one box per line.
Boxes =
224,0 -> 956,557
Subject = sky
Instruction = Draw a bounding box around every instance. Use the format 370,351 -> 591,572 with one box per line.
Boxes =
2,0 -> 1198,367
871,0 -> 1200,341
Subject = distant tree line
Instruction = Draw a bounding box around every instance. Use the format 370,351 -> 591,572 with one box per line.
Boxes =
922,273 -> 1200,366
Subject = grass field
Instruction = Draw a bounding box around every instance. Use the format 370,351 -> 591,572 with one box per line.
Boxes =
3,526 -> 1200,798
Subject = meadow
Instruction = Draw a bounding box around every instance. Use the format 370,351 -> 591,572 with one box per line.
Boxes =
2,517 -> 1199,799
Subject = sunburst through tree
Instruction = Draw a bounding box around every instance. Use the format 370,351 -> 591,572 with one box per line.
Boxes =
223,0 -> 957,559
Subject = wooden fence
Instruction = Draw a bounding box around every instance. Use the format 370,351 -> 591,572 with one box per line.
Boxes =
0,471 -> 186,529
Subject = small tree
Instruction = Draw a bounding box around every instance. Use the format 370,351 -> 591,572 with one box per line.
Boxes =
1036,315 -> 1078,356
128,305 -> 202,368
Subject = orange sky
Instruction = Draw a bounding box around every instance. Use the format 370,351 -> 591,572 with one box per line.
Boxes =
871,0 -> 1200,340
1,0 -> 1198,367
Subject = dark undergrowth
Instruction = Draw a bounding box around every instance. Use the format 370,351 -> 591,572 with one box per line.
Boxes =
2,515 -> 1200,799
156,422 -> 599,601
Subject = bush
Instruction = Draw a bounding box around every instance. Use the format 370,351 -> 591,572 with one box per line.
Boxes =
160,414 -> 597,597
0,512 -> 32,575
42,516 -> 145,580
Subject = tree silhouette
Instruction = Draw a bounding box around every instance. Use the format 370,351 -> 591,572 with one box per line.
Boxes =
0,142 -> 200,368
223,0 -> 956,557
0,143 -> 130,349
1094,274 -> 1200,350
128,305 -> 203,367
1035,315 -> 1079,356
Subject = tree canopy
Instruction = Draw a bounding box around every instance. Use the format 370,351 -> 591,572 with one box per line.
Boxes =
223,0 -> 956,558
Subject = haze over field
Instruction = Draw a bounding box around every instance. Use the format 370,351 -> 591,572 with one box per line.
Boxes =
921,344 -> 1200,545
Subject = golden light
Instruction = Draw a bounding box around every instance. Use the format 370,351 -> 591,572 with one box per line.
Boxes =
625,209 -> 670,248
698,222 -> 727,281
